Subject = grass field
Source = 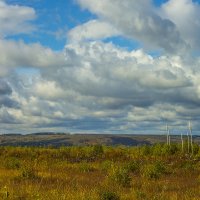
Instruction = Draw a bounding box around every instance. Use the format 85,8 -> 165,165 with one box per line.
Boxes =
0,143 -> 199,199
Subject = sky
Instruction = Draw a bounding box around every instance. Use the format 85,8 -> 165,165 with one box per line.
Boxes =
1,0 -> 200,134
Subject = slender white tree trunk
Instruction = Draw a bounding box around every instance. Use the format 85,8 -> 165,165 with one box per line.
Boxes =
181,133 -> 184,153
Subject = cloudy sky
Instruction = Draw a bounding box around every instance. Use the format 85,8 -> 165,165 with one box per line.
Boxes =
1,0 -> 200,134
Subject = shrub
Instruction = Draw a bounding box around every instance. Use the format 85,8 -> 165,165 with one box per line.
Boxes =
180,161 -> 194,171
92,145 -> 104,157
193,143 -> 200,155
152,144 -> 163,156
100,160 -> 114,172
134,189 -> 147,200
79,162 -> 94,173
142,162 -> 166,180
161,144 -> 171,156
195,148 -> 200,159
143,165 -> 160,179
152,143 -> 179,156
3,157 -> 21,169
125,161 -> 140,174
20,164 -> 38,179
99,189 -> 120,200
140,145 -> 151,156
168,144 -> 179,155
154,161 -> 166,174
108,166 -> 131,187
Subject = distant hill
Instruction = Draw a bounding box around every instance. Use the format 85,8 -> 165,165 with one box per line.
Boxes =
0,133 -> 200,147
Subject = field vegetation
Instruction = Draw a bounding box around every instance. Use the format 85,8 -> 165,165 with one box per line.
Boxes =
0,143 -> 199,199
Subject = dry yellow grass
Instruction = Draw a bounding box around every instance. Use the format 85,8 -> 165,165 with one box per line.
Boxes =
0,144 -> 199,199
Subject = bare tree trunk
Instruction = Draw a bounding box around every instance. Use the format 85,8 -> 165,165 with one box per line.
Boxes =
181,133 -> 184,153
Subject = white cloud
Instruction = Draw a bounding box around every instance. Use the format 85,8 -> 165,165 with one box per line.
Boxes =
34,80 -> 65,99
0,39 -> 66,76
161,0 -> 200,50
1,0 -> 200,133
63,41 -> 191,93
76,0 -> 188,54
0,1 -> 36,37
68,19 -> 119,42
2,38 -> 200,133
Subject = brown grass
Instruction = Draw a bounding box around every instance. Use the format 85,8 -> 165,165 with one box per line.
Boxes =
0,144 -> 199,199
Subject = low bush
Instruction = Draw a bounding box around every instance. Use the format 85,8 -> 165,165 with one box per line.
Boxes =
79,162 -> 94,173
3,157 -> 21,169
142,161 -> 166,180
124,160 -> 140,174
108,166 -> 131,187
92,145 -> 104,157
20,164 -> 38,179
100,160 -> 114,172
99,189 -> 120,200
180,161 -> 194,171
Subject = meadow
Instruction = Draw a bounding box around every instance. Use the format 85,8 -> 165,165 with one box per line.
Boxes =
0,143 -> 199,200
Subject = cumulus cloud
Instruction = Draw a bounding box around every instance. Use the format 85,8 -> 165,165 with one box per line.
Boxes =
33,80 -> 65,100
68,19 -> 119,42
63,41 -> 191,93
160,0 -> 200,50
1,0 -> 200,133
0,0 -> 36,37
76,0 -> 188,54
2,39 -> 200,133
0,39 -> 66,76
3,37 -> 195,132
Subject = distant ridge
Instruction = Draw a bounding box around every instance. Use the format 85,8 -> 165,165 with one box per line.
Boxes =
0,133 -> 200,147
30,132 -> 68,136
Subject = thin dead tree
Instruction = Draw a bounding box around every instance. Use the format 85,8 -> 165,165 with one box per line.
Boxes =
188,121 -> 193,155
168,126 -> 171,146
166,124 -> 169,145
181,132 -> 184,153
166,124 -> 171,146
187,131 -> 190,154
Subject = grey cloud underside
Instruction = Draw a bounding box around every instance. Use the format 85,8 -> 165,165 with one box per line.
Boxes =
0,96 -> 19,108
0,79 -> 19,109
0,80 -> 12,95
